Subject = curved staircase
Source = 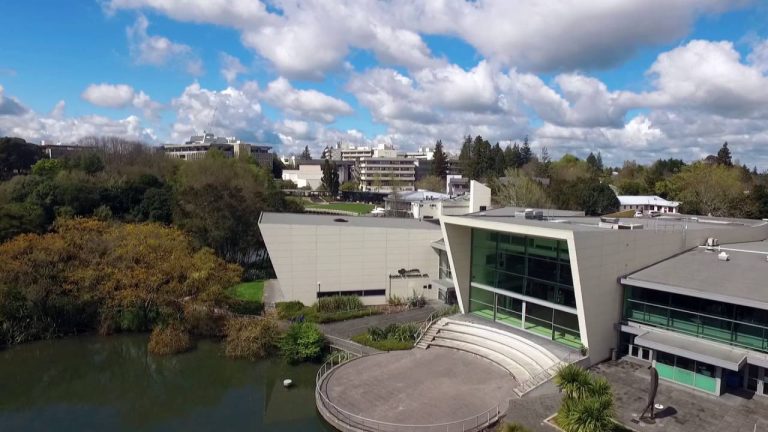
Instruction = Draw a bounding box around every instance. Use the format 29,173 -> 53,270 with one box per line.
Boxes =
417,317 -> 578,395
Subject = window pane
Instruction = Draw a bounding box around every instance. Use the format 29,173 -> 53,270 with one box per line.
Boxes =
559,263 -> 573,286
497,270 -> 525,294
528,257 -> 558,282
525,302 -> 553,338
656,351 -> 675,366
553,310 -> 579,331
528,237 -> 558,259
558,287 -> 577,308
498,252 -> 525,275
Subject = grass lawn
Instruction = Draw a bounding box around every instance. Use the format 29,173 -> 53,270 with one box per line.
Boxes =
305,202 -> 375,214
228,281 -> 264,302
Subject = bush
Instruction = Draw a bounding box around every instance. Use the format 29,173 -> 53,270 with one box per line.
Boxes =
353,322 -> 418,351
316,295 -> 363,313
406,291 -> 426,308
226,298 -> 264,316
148,323 -> 193,355
276,301 -> 308,320
224,317 -> 279,361
387,295 -> 405,306
279,322 -> 326,364
351,334 -> 414,351
183,304 -> 226,337
315,308 -> 378,323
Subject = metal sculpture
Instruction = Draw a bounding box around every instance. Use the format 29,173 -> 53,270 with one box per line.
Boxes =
639,365 -> 659,421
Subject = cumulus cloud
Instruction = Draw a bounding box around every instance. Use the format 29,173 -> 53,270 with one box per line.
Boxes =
127,15 -> 203,75
170,81 -> 266,141
0,85 -> 29,116
261,77 -> 353,123
81,83 -> 136,108
220,53 -> 247,84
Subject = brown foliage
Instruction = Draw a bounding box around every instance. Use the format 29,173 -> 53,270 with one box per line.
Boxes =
224,317 -> 279,361
148,323 -> 193,355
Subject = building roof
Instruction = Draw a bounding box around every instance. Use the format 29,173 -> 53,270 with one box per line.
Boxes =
385,190 -> 451,203
617,195 -> 680,207
623,239 -> 768,309
259,212 -> 441,230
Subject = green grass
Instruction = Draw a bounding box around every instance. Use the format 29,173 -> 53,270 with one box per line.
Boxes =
228,281 -> 264,302
305,202 -> 375,214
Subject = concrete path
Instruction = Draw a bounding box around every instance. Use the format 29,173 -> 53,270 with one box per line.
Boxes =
322,347 -> 516,425
262,279 -> 284,306
318,304 -> 437,339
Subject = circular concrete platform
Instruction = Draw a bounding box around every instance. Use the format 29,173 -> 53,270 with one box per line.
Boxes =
319,347 -> 517,427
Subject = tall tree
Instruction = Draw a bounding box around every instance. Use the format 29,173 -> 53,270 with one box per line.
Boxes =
536,146 -> 552,178
491,143 -> 506,177
321,159 -> 340,196
716,142 -> 733,166
471,136 -> 492,179
519,136 -> 532,166
668,162 -> 746,216
0,137 -> 43,180
458,135 -> 474,179
299,145 -> 312,161
271,154 -> 284,179
494,168 -> 551,208
431,140 -> 448,179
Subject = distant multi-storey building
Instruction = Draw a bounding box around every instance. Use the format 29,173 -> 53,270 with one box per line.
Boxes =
162,133 -> 273,169
358,157 -> 416,193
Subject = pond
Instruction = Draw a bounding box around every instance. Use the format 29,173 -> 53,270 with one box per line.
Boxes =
0,335 -> 333,431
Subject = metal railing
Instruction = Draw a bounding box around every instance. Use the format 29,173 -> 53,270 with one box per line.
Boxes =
515,350 -> 583,396
315,346 -> 501,432
414,310 -> 441,345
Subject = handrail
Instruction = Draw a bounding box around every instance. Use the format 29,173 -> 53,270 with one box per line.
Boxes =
414,310 -> 440,345
516,350 -> 583,395
315,345 -> 501,432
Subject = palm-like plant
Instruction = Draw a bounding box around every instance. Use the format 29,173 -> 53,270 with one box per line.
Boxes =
554,364 -> 593,399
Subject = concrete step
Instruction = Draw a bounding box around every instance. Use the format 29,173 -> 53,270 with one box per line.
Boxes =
442,320 -> 560,363
434,329 -> 548,375
439,322 -> 558,369
429,338 -> 530,382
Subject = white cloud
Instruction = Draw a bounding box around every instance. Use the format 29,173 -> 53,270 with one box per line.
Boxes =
747,39 -> 768,73
220,53 -> 247,84
170,81 -> 265,141
261,77 -> 353,123
0,85 -> 28,116
108,0 -> 273,29
81,83 -> 136,108
126,15 -> 203,75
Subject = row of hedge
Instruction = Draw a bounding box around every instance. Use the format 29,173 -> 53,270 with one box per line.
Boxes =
275,298 -> 381,324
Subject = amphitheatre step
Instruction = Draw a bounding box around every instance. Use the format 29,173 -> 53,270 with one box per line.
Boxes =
441,319 -> 560,363
433,329 -> 550,374
437,322 -> 558,369
429,338 -> 531,382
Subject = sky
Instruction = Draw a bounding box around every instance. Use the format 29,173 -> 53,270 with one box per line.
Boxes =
1,1 -> 768,168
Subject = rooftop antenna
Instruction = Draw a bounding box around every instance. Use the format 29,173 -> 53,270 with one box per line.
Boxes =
206,102 -> 219,135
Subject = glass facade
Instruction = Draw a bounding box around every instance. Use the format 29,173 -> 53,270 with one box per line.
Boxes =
624,285 -> 768,353
468,228 -> 581,348
438,249 -> 452,281
655,351 -> 718,393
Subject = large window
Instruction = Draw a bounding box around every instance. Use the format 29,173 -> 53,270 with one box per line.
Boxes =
438,249 -> 452,281
655,351 -> 717,393
470,229 -> 575,308
624,285 -> 768,353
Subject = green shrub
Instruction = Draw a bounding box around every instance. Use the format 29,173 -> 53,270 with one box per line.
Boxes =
315,295 -> 363,313
315,308 -> 378,323
148,323 -> 193,355
406,291 -> 426,308
276,301 -> 307,320
279,322 -> 326,364
224,317 -> 279,361
387,295 -> 405,306
354,322 -> 418,350
226,298 -> 264,316
351,334 -> 414,351
434,304 -> 460,318
183,304 -> 226,337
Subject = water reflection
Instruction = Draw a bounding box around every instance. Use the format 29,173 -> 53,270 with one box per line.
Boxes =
0,335 -> 332,431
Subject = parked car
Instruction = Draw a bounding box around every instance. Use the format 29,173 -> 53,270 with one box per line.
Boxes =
634,210 -> 644,218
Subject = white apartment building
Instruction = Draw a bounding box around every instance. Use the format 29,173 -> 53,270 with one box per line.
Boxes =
358,157 -> 416,193
618,195 -> 681,214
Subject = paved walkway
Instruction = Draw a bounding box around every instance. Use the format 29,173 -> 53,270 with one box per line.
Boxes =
318,303 -> 437,339
321,347 -> 516,426
505,360 -> 768,432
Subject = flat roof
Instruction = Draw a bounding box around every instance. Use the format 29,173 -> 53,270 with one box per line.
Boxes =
259,212 -> 441,230
635,329 -> 747,370
623,239 -> 768,309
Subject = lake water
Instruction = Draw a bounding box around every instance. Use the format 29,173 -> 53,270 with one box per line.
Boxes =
0,335 -> 333,431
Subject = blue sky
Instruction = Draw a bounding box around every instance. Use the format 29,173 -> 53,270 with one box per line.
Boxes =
1,1 -> 768,167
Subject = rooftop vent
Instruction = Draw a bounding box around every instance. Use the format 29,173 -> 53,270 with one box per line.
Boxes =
718,252 -> 729,261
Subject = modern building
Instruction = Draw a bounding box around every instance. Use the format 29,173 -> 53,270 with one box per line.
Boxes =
281,160 -> 355,190
398,146 -> 435,160
162,133 -> 273,168
39,143 -> 96,159
358,157 -> 416,193
439,211 -> 768,398
617,195 -> 680,214
410,181 -> 491,221
259,212 -> 442,306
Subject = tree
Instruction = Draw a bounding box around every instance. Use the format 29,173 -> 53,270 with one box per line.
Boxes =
586,152 -> 599,172
321,159 -> 340,196
536,147 -> 552,178
340,180 -> 360,192
458,135 -> 474,179
554,364 -> 615,432
519,136 -> 532,166
668,162 -> 746,216
271,154 -> 284,179
431,140 -> 448,179
576,181 -> 620,216
31,159 -> 63,178
0,137 -> 42,180
299,145 -> 312,161
716,141 -> 733,166
416,175 -> 445,193
0,202 -> 47,242
471,135 -> 492,179
491,143 -> 506,177
494,168 -> 551,208
505,143 -> 523,169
